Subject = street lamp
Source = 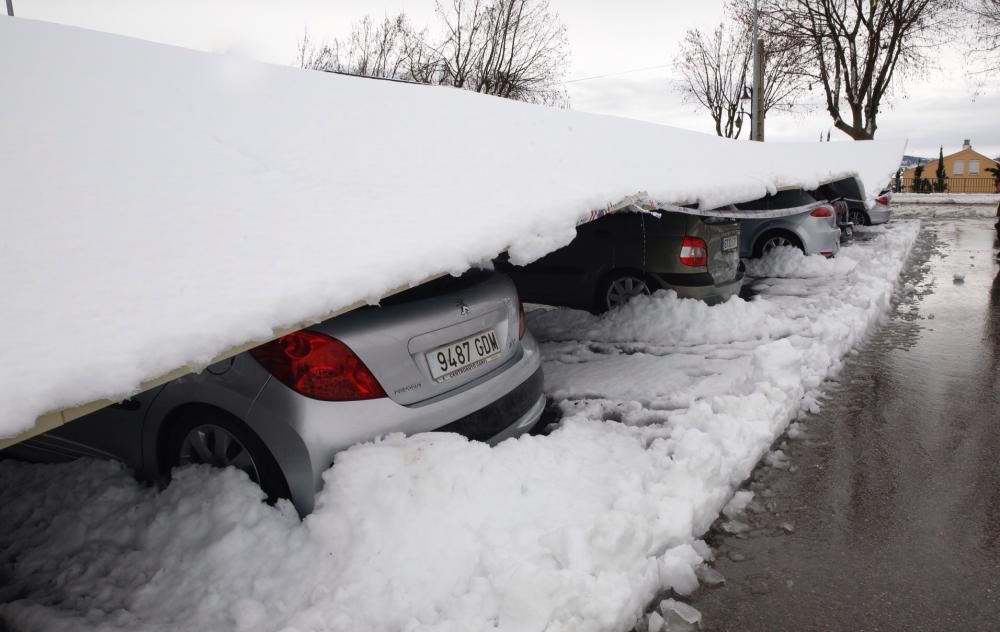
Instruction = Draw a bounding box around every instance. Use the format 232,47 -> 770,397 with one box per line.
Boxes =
738,85 -> 751,137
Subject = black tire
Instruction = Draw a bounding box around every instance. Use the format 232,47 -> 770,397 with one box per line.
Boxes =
849,209 -> 870,226
753,231 -> 803,258
595,271 -> 655,313
161,407 -> 291,504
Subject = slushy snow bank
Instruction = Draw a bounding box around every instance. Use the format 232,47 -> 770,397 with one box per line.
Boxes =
891,193 -> 999,205
0,18 -> 903,437
893,203 -> 999,219
0,222 -> 919,632
743,245 -> 858,278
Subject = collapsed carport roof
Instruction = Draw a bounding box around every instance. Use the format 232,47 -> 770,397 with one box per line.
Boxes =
0,18 -> 904,445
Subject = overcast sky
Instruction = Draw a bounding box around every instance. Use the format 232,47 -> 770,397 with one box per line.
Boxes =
11,0 -> 1000,159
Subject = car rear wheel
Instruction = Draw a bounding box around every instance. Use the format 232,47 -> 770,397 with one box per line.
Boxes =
755,232 -> 803,257
599,273 -> 652,312
163,408 -> 290,504
849,209 -> 869,226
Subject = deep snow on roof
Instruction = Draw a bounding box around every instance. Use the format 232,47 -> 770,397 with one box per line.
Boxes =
0,18 -> 903,439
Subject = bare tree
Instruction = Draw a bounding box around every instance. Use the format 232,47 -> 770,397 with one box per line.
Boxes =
296,15 -> 437,83
674,15 -> 803,139
343,15 -> 411,79
297,0 -> 569,106
967,0 -> 1000,71
759,0 -> 958,140
675,25 -> 752,138
435,0 -> 569,104
297,30 -> 340,72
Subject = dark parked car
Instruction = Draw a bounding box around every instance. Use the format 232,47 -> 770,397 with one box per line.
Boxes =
498,210 -> 743,313
814,179 -> 892,226
3,271 -> 544,516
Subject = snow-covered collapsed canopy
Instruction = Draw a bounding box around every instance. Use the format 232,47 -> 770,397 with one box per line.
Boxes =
0,18 -> 903,440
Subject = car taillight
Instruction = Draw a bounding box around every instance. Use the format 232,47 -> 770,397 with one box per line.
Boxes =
679,236 -> 708,267
876,194 -> 889,206
809,205 -> 834,218
517,297 -> 526,339
249,331 -> 386,401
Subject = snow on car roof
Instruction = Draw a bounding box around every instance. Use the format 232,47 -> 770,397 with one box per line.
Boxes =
0,18 -> 903,441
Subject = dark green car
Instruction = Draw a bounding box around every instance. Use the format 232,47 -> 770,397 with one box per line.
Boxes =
499,210 -> 744,313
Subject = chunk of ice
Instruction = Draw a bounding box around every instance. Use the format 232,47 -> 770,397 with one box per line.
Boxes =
696,565 -> 726,586
723,490 -> 755,517
766,450 -> 791,469
659,599 -> 702,625
647,611 -> 665,632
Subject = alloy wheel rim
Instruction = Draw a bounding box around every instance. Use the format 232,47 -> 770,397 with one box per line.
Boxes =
763,236 -> 794,253
179,424 -> 260,482
606,276 -> 650,308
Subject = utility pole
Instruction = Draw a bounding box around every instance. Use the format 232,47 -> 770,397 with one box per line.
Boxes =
750,0 -> 764,142
753,38 -> 765,142
5,0 -> 13,17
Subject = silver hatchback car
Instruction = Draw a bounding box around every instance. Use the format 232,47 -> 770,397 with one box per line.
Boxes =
864,192 -> 893,225
735,189 -> 841,258
3,271 -> 544,515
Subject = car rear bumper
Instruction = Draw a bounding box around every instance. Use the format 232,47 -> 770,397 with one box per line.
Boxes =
657,269 -> 744,304
867,205 -> 892,225
438,368 -> 545,442
246,332 -> 544,515
803,224 -> 842,257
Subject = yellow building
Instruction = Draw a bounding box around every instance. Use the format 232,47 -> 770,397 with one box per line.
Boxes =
900,140 -> 998,193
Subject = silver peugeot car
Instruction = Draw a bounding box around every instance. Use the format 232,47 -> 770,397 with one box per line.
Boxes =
3,270 -> 544,515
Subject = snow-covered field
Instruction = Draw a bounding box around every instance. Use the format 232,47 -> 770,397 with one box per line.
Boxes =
0,221 -> 919,632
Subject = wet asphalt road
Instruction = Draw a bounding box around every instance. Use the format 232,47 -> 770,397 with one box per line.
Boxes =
689,214 -> 1000,632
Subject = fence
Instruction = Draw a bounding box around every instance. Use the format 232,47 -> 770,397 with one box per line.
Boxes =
893,177 -> 998,194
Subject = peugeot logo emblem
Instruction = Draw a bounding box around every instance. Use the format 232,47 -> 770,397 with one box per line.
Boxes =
458,300 -> 471,315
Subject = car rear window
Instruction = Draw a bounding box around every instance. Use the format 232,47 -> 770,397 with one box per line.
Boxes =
735,189 -> 817,210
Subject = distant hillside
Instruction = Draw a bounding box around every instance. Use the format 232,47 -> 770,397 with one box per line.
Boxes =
900,155 -> 929,169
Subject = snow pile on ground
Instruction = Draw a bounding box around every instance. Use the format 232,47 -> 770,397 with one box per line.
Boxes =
0,18 -> 903,438
891,193 -> 1000,205
743,245 -> 858,278
535,222 -> 918,418
0,222 -> 919,632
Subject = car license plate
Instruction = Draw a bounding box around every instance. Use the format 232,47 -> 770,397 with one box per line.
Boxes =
722,234 -> 738,251
426,329 -> 501,382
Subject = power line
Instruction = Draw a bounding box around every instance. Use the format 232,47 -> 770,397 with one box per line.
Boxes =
560,63 -> 671,85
